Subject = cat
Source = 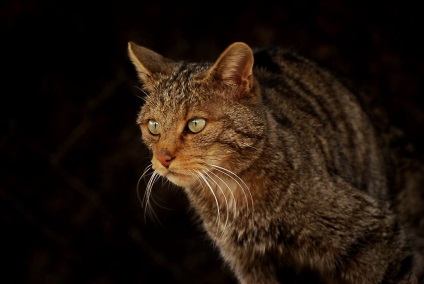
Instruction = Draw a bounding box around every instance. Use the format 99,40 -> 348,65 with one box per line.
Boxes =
127,41 -> 424,283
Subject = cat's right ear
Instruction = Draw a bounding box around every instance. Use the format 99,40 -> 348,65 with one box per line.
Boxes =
128,42 -> 173,84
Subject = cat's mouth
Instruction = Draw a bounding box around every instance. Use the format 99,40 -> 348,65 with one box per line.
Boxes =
151,160 -> 197,187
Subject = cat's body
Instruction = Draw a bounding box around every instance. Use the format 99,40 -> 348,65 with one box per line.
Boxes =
128,41 -> 424,283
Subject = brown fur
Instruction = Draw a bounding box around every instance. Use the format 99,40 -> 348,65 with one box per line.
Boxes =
128,41 -> 424,283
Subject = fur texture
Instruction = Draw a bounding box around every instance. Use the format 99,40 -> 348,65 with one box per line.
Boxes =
128,41 -> 424,283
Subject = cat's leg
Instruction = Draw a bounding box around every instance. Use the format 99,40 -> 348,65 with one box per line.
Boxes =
336,246 -> 416,284
315,180 -> 417,284
284,179 -> 418,283
394,159 -> 424,282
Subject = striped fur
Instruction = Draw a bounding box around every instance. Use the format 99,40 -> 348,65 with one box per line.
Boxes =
128,42 -> 423,283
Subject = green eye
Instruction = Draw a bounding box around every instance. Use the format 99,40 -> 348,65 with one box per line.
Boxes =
187,118 -> 206,133
147,120 -> 161,135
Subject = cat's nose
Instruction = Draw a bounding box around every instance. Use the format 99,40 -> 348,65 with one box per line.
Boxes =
157,151 -> 174,168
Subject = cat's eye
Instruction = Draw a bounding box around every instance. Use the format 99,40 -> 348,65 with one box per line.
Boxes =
147,120 -> 161,135
187,118 -> 206,133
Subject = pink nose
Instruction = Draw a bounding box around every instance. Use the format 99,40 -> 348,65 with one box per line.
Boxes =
157,152 -> 174,168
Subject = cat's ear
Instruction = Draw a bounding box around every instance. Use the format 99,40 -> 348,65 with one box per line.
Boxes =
207,42 -> 254,99
128,41 -> 173,83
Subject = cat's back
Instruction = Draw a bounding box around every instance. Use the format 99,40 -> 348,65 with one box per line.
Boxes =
252,46 -> 365,132
252,46 -> 389,197
253,46 -> 359,114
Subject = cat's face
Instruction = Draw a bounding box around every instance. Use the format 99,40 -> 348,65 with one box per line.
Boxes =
129,42 -> 266,189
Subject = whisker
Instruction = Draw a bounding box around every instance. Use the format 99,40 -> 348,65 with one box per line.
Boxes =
207,163 -> 254,218
195,170 -> 221,229
136,163 -> 174,227
203,169 -> 229,235
143,172 -> 161,223
134,86 -> 150,102
207,169 -> 238,221
136,164 -> 153,208
240,142 -> 258,150
145,199 -> 163,227
145,172 -> 160,206
207,170 -> 237,208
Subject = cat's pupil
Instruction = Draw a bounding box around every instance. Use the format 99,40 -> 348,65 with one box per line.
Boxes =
148,120 -> 161,135
187,118 -> 206,133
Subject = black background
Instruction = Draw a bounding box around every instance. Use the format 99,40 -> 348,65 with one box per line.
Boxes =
2,1 -> 423,283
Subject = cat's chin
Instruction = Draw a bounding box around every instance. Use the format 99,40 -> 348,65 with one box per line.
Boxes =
164,171 -> 196,188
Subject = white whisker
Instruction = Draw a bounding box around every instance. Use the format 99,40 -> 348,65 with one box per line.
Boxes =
195,170 -> 221,229
145,172 -> 160,205
203,169 -> 229,235
207,170 -> 237,214
241,142 -> 257,149
143,172 -> 161,223
137,164 -> 153,207
134,86 -> 150,102
207,164 -> 254,218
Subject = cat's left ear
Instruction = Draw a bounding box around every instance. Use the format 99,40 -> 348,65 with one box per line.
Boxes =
207,42 -> 254,99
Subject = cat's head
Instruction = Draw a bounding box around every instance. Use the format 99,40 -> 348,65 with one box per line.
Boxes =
128,42 -> 266,188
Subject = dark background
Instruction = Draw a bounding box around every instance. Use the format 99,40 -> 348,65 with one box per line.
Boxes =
2,0 -> 423,283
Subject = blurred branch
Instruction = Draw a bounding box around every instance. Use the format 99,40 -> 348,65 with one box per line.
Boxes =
127,224 -> 186,282
0,186 -> 68,246
50,68 -> 127,166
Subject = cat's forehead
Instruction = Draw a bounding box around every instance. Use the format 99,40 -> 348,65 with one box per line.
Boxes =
140,62 -> 214,118
147,63 -> 210,103
155,62 -> 209,93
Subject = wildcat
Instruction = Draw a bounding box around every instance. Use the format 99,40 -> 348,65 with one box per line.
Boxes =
128,41 -> 424,283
